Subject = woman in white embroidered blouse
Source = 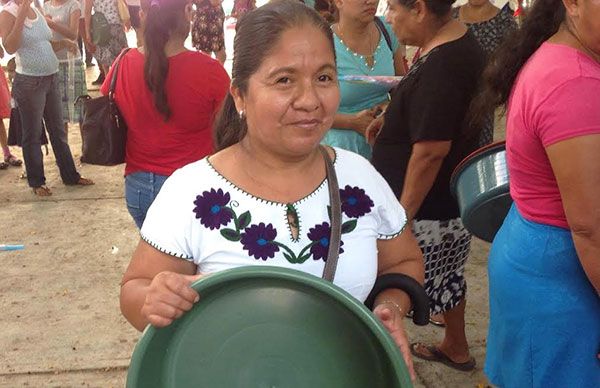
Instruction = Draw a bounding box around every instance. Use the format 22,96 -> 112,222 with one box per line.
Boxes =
119,0 -> 424,379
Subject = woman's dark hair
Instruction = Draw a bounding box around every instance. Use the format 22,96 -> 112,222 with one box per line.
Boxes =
213,0 -> 335,151
141,0 -> 190,120
470,0 -> 566,126
394,0 -> 456,17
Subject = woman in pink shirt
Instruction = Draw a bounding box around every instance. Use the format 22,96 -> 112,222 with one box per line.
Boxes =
471,0 -> 600,386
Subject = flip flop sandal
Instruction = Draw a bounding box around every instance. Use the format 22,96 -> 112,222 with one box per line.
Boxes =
0,161 -> 8,170
410,342 -> 476,372
32,185 -> 52,197
65,177 -> 95,186
4,155 -> 22,167
429,317 -> 446,327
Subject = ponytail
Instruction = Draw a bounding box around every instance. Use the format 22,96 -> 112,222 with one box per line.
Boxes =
142,0 -> 189,121
144,6 -> 171,120
213,94 -> 247,151
470,0 -> 565,126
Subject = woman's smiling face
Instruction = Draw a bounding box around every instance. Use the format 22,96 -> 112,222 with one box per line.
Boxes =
232,25 -> 340,158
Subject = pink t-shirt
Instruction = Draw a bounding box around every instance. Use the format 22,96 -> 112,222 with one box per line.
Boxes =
506,42 -> 600,229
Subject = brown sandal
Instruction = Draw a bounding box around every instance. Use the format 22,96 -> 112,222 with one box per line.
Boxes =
32,186 -> 52,197
66,177 -> 95,186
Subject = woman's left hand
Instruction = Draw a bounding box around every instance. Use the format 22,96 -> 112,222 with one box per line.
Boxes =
373,304 -> 416,381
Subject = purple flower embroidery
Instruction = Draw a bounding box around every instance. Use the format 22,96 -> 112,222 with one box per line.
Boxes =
307,222 -> 344,262
193,188 -> 233,230
340,185 -> 374,218
241,223 -> 280,260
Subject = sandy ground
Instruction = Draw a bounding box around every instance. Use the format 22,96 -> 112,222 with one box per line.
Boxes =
0,29 -> 506,386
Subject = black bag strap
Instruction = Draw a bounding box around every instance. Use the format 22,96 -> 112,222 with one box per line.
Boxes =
374,17 -> 393,53
109,48 -> 132,101
320,146 -> 342,282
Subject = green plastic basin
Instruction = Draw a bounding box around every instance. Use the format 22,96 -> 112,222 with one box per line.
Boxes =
450,141 -> 512,243
126,266 -> 413,388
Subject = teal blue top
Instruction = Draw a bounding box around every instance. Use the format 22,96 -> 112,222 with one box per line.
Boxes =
322,17 -> 399,160
303,0 -> 316,8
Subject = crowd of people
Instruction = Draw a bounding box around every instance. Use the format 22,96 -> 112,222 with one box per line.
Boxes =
1,0 -> 598,386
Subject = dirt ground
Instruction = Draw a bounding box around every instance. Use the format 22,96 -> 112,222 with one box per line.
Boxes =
0,65 -> 502,387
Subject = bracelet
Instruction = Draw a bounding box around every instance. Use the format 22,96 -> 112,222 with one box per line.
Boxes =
377,300 -> 405,316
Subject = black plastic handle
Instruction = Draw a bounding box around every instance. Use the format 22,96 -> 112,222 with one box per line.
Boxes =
364,273 -> 430,326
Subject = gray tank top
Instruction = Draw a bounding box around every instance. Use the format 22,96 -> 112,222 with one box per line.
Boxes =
15,8 -> 60,76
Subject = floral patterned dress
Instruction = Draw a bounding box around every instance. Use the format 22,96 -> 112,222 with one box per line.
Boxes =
453,4 -> 517,146
140,148 -> 407,302
192,0 -> 225,53
231,0 -> 255,18
453,4 -> 518,57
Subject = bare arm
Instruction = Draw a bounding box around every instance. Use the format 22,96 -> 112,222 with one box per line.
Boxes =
374,227 -> 425,314
46,8 -> 80,40
400,140 -> 452,220
546,135 -> 600,294
120,240 -> 200,331
0,2 -> 31,54
83,0 -> 93,42
372,227 -> 424,381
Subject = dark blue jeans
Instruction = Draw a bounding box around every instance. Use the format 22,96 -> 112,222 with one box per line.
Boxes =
12,73 -> 80,188
125,171 -> 169,229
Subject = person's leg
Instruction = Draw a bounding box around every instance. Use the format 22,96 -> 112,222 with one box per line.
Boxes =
125,172 -> 153,229
12,74 -> 47,189
438,298 -> 471,362
42,74 -> 81,185
410,219 -> 474,368
0,121 -> 8,169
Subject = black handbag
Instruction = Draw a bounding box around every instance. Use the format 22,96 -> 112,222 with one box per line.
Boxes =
77,48 -> 130,166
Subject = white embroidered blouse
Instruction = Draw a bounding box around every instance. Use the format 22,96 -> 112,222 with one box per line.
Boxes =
141,148 -> 407,302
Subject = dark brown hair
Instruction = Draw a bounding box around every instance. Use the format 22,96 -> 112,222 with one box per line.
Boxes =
141,0 -> 190,120
470,0 -> 565,126
213,0 -> 335,151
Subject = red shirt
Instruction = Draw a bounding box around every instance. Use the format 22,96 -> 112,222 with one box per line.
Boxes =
101,49 -> 230,176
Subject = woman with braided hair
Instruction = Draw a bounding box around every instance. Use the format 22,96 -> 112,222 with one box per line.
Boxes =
471,0 -> 600,385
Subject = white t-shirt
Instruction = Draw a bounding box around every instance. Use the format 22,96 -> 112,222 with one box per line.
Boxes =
141,148 -> 407,303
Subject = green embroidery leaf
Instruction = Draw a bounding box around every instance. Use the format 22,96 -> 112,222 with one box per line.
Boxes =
238,211 -> 251,230
297,253 -> 311,263
326,205 -> 332,221
341,219 -> 357,234
220,228 -> 241,242
283,251 -> 296,264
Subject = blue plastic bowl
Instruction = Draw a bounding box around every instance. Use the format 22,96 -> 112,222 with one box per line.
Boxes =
450,141 -> 512,243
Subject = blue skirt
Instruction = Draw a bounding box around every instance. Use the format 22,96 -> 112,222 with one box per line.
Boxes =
485,204 -> 600,387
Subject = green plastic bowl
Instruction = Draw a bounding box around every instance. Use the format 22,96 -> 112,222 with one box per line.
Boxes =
450,141 -> 512,243
127,266 -> 413,388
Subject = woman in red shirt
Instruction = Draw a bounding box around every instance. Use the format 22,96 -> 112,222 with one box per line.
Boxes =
101,0 -> 230,228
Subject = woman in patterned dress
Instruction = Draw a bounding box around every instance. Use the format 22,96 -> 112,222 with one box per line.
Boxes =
371,0 -> 486,372
83,0 -> 128,77
191,0 -> 226,64
44,0 -> 89,135
452,0 -> 517,146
